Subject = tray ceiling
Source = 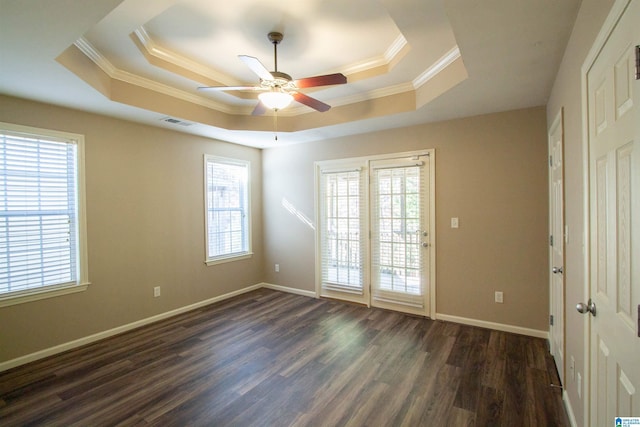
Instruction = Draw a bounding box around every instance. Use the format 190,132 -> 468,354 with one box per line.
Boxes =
0,0 -> 581,147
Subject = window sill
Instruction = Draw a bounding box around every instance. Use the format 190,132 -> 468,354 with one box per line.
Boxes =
0,282 -> 90,308
205,252 -> 253,266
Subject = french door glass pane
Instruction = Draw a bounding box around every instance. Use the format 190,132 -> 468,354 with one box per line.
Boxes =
320,170 -> 363,291
372,164 -> 425,306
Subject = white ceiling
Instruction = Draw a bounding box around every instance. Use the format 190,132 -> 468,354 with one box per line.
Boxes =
0,0 -> 581,148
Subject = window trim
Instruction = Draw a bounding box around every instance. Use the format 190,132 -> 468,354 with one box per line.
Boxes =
0,122 -> 90,307
203,155 -> 252,266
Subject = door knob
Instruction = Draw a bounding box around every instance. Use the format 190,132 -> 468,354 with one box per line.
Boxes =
421,242 -> 430,248
552,266 -> 563,274
576,299 -> 596,316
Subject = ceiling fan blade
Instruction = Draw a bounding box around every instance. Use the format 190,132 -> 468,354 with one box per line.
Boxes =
238,55 -> 274,81
198,86 -> 261,92
293,92 -> 331,112
294,73 -> 347,89
251,102 -> 267,116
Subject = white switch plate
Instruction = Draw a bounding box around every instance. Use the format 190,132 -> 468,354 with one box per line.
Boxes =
451,217 -> 459,228
153,286 -> 161,297
275,264 -> 280,272
495,291 -> 503,303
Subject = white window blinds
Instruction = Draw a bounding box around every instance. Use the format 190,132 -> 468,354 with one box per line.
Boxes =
319,168 -> 365,294
370,161 -> 426,308
205,156 -> 250,263
0,126 -> 84,298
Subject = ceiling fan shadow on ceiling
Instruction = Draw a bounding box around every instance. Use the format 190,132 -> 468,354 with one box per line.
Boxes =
197,32 -> 347,115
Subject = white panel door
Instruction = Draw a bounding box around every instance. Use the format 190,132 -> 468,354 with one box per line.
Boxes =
586,1 -> 639,424
549,109 -> 565,384
370,156 -> 431,316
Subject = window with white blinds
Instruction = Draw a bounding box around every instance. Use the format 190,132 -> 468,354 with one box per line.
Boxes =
204,155 -> 251,265
319,168 -> 365,294
0,122 -> 88,306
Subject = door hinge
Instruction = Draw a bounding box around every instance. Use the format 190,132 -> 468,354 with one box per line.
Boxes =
549,155 -> 553,167
550,235 -> 554,247
550,314 -> 554,326
635,45 -> 640,80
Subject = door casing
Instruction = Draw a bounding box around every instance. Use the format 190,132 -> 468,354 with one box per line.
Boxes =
548,108 -> 566,386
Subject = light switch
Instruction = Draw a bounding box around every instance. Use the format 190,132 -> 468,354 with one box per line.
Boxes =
451,217 -> 459,228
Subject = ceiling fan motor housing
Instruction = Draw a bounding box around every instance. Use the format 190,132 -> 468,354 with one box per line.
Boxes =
268,32 -> 284,44
263,71 -> 295,91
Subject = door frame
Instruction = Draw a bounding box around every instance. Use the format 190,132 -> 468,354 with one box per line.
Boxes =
548,107 -> 566,385
314,149 -> 437,318
580,0 -> 632,424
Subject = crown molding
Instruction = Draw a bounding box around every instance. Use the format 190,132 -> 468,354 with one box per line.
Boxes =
74,37 -> 117,76
132,26 -> 239,87
413,46 -> 461,89
385,34 -> 409,62
341,34 -> 408,76
72,37 -> 461,118
331,82 -> 415,108
73,37 -> 238,114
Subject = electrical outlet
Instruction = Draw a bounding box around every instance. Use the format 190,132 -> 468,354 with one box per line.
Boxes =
495,291 -> 503,303
451,217 -> 459,228
275,264 -> 280,272
153,286 -> 161,297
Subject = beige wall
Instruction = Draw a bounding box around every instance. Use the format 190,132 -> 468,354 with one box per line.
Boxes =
263,106 -> 549,332
0,95 -> 263,363
546,0 -> 616,424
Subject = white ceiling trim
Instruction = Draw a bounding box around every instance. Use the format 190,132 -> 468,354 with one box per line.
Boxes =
340,34 -> 408,76
412,46 -> 461,89
73,37 -> 237,114
324,82 -> 414,109
132,26 -> 240,86
286,45 -> 462,113
74,37 -> 117,76
73,36 -> 418,117
133,27 -> 409,85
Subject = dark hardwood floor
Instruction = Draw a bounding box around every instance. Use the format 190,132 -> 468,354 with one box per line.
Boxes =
0,289 -> 569,426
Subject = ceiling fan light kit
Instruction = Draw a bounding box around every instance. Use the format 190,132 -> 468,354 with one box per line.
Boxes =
198,31 -> 347,115
258,90 -> 293,110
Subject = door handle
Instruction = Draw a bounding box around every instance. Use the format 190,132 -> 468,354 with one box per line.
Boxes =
576,299 -> 596,317
552,266 -> 563,274
421,242 -> 430,248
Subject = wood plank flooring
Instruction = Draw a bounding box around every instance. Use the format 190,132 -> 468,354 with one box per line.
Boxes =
0,289 -> 569,426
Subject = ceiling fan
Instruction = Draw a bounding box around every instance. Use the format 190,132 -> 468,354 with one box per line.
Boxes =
198,32 -> 347,115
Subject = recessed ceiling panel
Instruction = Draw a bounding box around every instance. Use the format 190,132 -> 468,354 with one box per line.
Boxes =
143,0 -> 401,80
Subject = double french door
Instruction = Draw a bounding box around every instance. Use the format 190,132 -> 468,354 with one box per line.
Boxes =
316,150 -> 434,317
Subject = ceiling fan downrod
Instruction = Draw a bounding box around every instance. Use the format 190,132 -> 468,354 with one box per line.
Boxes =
268,32 -> 283,72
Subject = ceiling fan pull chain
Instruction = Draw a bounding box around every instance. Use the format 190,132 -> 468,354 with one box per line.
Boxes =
274,110 -> 278,141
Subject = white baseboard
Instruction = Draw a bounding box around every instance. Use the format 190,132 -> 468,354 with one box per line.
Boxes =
0,283 -> 263,372
435,313 -> 549,339
260,282 -> 317,298
563,390 -> 578,427
2,285 -> 550,372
